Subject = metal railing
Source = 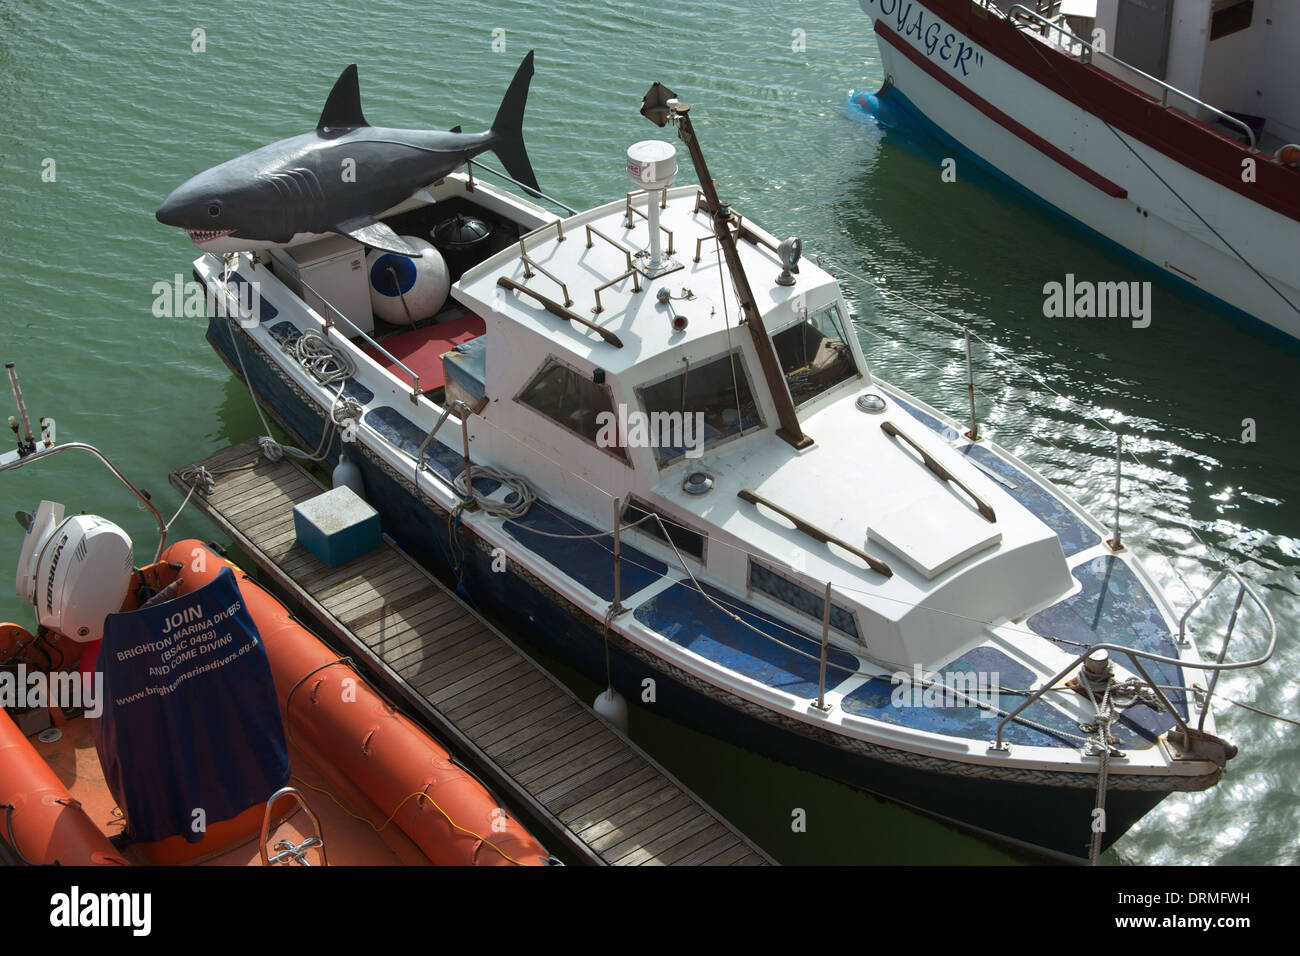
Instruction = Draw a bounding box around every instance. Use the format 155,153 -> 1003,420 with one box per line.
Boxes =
0,440 -> 169,563
991,569 -> 1276,750
297,275 -> 424,404
517,238 -> 573,307
624,191 -> 675,255
465,158 -> 580,215
585,225 -> 643,314
1007,4 -> 1258,150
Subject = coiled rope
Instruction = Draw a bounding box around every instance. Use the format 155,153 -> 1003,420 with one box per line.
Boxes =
452,465 -> 537,520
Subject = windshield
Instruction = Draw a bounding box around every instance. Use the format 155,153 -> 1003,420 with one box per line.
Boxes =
773,302 -> 858,406
636,350 -> 762,466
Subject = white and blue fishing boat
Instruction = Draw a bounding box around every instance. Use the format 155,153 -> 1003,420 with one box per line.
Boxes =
157,54 -> 1276,861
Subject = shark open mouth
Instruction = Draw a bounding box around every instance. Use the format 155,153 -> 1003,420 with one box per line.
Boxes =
187,228 -> 237,246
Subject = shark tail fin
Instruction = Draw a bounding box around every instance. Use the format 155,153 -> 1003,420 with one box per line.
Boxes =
489,50 -> 540,196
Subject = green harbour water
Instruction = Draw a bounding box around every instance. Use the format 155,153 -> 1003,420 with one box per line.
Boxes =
0,0 -> 1296,865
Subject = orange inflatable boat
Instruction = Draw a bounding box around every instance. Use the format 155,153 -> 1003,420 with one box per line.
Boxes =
0,540 -> 551,866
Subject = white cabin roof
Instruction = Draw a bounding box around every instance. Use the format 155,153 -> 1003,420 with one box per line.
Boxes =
453,184 -> 842,376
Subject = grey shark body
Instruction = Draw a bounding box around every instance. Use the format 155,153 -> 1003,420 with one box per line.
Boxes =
156,52 -> 538,256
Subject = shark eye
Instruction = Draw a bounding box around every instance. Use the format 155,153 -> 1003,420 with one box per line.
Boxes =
207,203 -> 221,217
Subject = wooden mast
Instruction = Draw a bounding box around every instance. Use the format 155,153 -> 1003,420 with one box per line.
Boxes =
641,83 -> 812,449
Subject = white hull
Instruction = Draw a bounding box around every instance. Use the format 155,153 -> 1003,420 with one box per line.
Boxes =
866,2 -> 1300,339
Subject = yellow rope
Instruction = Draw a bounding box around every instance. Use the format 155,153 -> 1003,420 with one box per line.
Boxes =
289,774 -> 527,866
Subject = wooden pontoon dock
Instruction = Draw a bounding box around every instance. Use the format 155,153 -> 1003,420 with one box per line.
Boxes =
170,439 -> 773,866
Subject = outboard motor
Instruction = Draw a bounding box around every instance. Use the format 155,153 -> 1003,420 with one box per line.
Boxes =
16,500 -> 133,643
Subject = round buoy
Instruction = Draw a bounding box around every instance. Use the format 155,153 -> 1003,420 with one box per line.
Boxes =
593,687 -> 629,733
332,453 -> 364,497
366,237 -> 449,325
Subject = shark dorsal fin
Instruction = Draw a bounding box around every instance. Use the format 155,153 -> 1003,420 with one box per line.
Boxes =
317,64 -> 368,135
448,125 -> 462,134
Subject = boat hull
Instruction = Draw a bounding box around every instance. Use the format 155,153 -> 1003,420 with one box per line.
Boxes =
857,0 -> 1300,341
163,541 -> 551,867
0,539 -> 549,866
207,314 -> 1210,860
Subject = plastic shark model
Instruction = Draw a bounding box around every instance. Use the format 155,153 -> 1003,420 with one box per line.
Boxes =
156,52 -> 539,256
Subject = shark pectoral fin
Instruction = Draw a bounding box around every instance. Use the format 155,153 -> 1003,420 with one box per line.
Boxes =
333,218 -> 422,256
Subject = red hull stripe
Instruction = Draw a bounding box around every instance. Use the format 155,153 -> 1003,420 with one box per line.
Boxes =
907,0 -> 1300,224
876,20 -> 1128,199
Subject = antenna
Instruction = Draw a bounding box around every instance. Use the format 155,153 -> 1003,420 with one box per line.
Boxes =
6,363 -> 37,457
627,140 -> 680,277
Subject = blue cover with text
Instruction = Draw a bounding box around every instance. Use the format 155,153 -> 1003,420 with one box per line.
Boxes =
93,567 -> 289,843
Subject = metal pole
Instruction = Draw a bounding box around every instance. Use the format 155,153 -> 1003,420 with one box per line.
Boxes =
6,363 -> 35,449
0,441 -> 169,562
452,401 -> 477,511
661,101 -> 811,450
612,497 -> 623,615
964,329 -> 979,441
1198,584 -> 1246,732
1109,433 -> 1123,551
815,582 -> 832,711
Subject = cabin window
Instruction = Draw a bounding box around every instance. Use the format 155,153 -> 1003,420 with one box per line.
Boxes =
517,356 -> 627,461
622,498 -> 706,562
1210,0 -> 1252,41
636,351 -> 762,466
748,560 -> 861,641
773,302 -> 858,406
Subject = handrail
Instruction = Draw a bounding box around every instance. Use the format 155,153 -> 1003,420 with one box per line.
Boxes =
592,269 -> 642,315
517,243 -> 573,307
584,225 -> 643,313
496,275 -> 625,347
296,274 -> 423,403
449,399 -> 477,510
1007,4 -> 1258,150
465,159 -> 579,215
689,190 -> 784,267
624,191 -> 675,256
260,786 -> 326,866
993,568 -> 1277,750
737,488 -> 893,578
1178,567 -> 1277,731
879,420 -> 997,523
585,224 -> 637,272
0,441 -> 169,563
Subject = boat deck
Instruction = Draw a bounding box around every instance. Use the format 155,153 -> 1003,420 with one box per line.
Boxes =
169,439 -> 773,866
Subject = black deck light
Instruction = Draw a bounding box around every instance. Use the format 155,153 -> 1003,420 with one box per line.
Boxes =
638,84 -> 811,449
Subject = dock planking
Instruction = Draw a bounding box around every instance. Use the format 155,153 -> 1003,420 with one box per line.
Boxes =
171,439 -> 773,866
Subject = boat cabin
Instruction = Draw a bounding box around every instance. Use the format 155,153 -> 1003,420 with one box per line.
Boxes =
391,173 -> 1080,671
1009,0 -> 1300,153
